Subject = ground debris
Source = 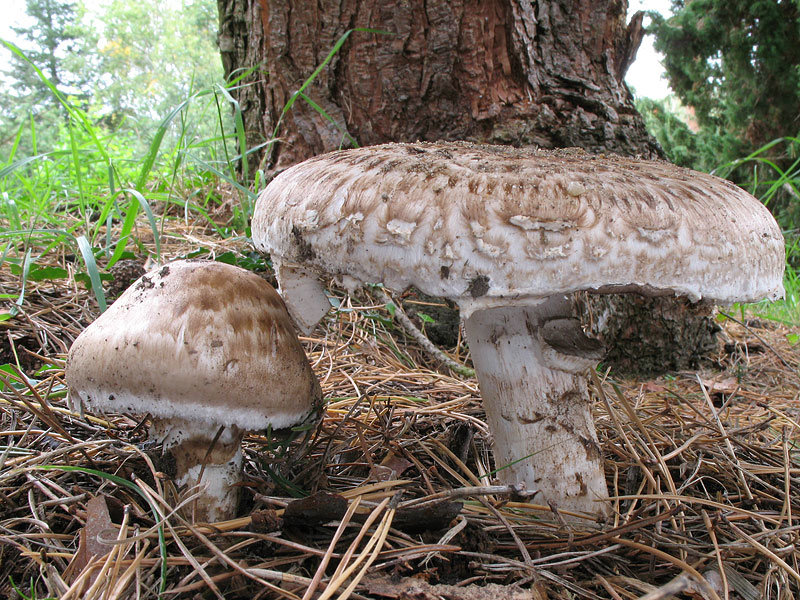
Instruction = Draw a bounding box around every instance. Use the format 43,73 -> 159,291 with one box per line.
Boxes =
362,575 -> 548,599
1,229 -> 800,599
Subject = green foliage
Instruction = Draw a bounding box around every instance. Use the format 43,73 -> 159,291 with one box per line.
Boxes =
635,97 -> 713,171
8,576 -> 56,600
1,0 -> 226,158
0,43 -> 255,315
3,0 -> 96,107
644,2 -> 800,235
0,0 -> 97,152
650,1 -> 800,157
0,17 -> 373,317
714,136 -> 800,230
648,0 -> 800,225
713,136 -> 800,324
92,0 -> 223,139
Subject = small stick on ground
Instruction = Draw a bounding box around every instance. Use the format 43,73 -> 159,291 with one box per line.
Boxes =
635,573 -> 699,600
378,288 -> 475,378
718,310 -> 792,367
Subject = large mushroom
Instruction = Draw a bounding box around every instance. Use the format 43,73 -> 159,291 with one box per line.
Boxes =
251,142 -> 785,519
67,259 -> 322,522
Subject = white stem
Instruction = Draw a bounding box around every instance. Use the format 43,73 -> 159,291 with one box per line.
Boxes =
178,451 -> 243,523
152,418 -> 244,522
463,300 -> 609,519
275,261 -> 331,334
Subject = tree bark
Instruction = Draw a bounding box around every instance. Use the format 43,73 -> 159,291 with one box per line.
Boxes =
577,294 -> 721,376
216,0 -> 662,172
216,0 -> 272,174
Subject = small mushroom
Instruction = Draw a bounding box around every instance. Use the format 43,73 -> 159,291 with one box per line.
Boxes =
66,260 -> 322,522
251,142 -> 785,519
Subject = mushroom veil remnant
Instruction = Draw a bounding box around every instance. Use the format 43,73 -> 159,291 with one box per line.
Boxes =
252,142 -> 785,519
66,260 -> 322,522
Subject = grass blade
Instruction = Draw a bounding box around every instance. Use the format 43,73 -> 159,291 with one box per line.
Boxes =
135,98 -> 193,192
1,193 -> 22,230
5,118 -> 25,164
12,249 -> 33,318
67,118 -> 88,228
76,235 -> 107,312
298,92 -> 359,148
0,154 -> 52,180
0,39 -> 110,164
185,154 -> 254,199
0,229 -> 76,244
108,195 -> 141,268
215,84 -> 249,183
123,188 -> 161,262
270,28 -> 390,142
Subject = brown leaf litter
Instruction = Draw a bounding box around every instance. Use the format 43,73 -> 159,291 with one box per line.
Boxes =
1,222 -> 800,599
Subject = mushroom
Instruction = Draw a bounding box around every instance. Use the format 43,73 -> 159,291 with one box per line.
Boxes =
66,260 -> 322,522
251,142 -> 785,519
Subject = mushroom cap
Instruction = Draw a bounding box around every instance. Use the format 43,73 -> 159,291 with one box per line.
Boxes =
252,142 -> 785,314
67,260 -> 322,431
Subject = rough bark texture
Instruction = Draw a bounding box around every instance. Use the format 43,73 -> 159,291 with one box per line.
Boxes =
578,294 -> 722,375
216,0 -> 272,174
216,0 -> 717,374
217,0 -> 662,171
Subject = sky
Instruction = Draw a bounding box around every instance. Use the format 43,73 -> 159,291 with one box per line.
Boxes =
1,0 -> 675,100
0,3 -> 26,41
626,0 -> 675,99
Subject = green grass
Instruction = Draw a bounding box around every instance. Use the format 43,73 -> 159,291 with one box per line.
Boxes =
0,30 -> 374,314
0,97 -> 248,309
717,136 -> 800,325
0,38 -> 266,315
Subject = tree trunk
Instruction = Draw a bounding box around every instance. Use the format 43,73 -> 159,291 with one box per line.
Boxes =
216,0 -> 661,171
216,0 -> 272,175
577,294 -> 721,376
216,0 -> 717,375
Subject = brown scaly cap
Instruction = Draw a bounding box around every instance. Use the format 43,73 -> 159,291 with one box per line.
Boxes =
66,260 -> 322,430
252,142 -> 784,317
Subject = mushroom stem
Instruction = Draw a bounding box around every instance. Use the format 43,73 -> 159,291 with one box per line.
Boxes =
463,297 -> 609,519
275,261 -> 331,334
152,418 -> 245,522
